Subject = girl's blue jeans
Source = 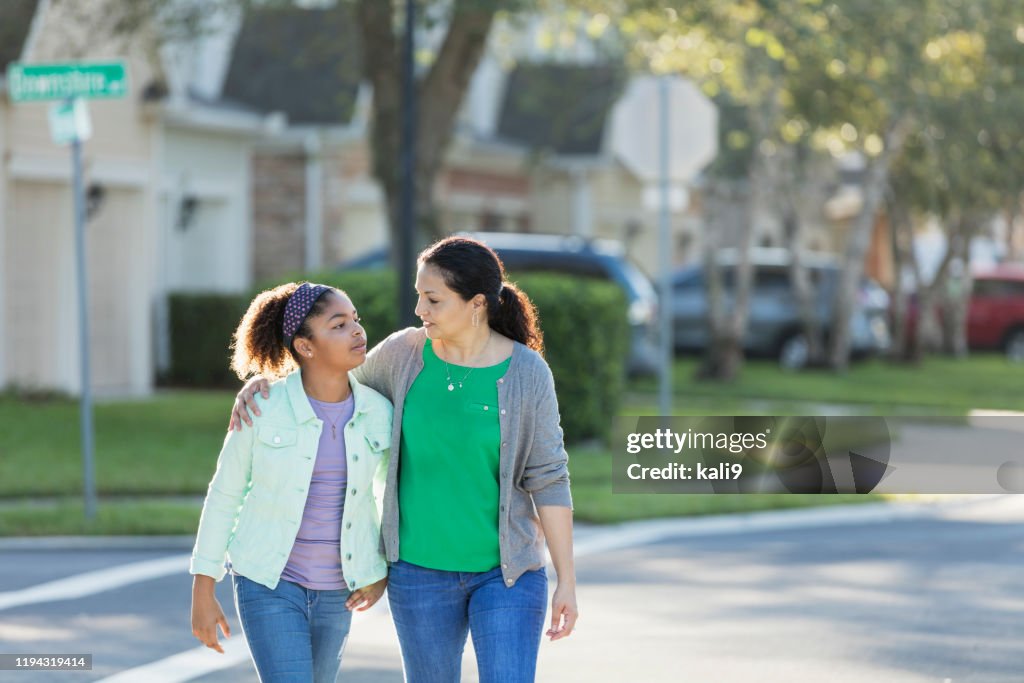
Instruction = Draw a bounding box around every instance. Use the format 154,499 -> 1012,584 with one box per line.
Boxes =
232,573 -> 353,683
387,559 -> 548,683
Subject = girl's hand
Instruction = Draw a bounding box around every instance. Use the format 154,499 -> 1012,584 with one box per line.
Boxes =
346,577 -> 388,611
229,377 -> 270,430
546,580 -> 578,641
191,585 -> 230,653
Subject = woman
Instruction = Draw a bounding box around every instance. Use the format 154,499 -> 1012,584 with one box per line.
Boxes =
191,282 -> 391,683
231,237 -> 578,683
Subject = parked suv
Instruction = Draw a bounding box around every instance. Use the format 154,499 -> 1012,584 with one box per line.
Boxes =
671,248 -> 891,368
967,267 -> 1024,360
335,232 -> 660,374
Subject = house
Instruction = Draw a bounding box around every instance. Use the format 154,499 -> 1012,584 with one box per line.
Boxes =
0,0 -> 270,396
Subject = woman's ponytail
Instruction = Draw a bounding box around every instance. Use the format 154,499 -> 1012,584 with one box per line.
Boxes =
490,282 -> 543,354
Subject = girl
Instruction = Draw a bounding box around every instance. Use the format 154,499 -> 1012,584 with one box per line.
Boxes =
232,239 -> 578,683
191,282 -> 391,683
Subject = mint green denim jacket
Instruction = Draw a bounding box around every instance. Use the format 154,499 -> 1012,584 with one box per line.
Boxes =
190,370 -> 392,590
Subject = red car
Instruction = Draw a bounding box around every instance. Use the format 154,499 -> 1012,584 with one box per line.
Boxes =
966,266 -> 1024,360
901,265 -> 1024,360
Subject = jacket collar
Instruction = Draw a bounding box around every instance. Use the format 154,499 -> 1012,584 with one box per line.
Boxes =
286,368 -> 371,424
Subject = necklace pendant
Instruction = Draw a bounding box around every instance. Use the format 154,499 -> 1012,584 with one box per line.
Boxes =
447,383 -> 455,391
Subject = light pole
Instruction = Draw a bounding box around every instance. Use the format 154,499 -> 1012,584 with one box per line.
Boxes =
398,0 -> 418,326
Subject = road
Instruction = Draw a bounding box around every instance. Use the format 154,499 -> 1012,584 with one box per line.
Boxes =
1,496 -> 1020,682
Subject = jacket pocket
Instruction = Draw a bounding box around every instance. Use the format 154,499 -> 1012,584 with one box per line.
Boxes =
364,430 -> 390,453
256,426 -> 297,449
253,426 -> 300,484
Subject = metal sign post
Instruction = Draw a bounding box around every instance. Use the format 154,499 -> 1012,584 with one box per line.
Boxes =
70,129 -> 96,520
6,61 -> 129,520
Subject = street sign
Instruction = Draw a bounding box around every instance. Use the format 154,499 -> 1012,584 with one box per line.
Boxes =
3,60 -> 126,520
609,75 -> 718,182
48,97 -> 92,145
6,61 -> 128,102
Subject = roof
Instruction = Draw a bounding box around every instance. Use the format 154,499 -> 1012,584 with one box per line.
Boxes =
0,0 -> 38,72
222,4 -> 362,126
495,62 -> 625,156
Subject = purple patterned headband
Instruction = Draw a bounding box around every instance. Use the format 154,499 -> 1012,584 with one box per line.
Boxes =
282,283 -> 331,348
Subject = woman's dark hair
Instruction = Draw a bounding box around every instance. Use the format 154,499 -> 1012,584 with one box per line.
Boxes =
418,237 -> 543,353
230,282 -> 341,380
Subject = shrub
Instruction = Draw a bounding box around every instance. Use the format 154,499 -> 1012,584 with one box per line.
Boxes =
165,270 -> 629,442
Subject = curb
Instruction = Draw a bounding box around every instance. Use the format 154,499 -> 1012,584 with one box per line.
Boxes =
2,495 -> 1008,553
0,535 -> 195,551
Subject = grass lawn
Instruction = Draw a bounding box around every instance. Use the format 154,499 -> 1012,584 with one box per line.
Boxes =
633,353 -> 1024,414
0,499 -> 203,536
0,390 -> 232,498
7,352 -> 1012,535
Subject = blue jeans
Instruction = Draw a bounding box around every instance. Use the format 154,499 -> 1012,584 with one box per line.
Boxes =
387,560 -> 548,683
232,574 -> 353,683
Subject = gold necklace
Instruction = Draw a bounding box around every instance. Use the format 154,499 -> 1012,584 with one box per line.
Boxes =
314,399 -> 349,439
322,409 -> 344,440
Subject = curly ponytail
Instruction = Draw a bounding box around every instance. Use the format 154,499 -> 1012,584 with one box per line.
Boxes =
229,281 -> 338,380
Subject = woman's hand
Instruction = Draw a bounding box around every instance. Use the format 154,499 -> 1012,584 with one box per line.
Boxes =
191,576 -> 231,653
229,376 -> 270,430
546,580 -> 578,641
346,577 -> 388,612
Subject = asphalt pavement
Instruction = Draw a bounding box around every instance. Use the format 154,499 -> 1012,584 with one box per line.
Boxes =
1,495 -> 1021,682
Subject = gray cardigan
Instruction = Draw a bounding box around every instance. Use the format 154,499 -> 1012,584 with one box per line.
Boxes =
352,326 -> 572,587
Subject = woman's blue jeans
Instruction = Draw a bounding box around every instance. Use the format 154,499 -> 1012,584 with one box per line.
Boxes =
232,574 -> 353,683
387,560 -> 548,683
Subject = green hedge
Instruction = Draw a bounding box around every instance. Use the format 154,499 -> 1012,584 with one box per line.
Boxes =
164,270 -> 628,442
166,293 -> 249,387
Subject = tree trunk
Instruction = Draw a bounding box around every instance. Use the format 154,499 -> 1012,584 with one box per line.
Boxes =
828,114 -> 912,371
696,180 -> 753,382
779,143 -> 825,367
910,220 -> 958,360
358,0 -> 496,252
939,215 -> 975,357
885,191 -> 913,361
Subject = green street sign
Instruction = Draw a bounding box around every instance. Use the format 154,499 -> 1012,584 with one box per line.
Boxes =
5,61 -> 128,102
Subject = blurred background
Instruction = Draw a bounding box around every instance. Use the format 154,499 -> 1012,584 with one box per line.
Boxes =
0,0 -> 1023,525
4,2 -> 1024,681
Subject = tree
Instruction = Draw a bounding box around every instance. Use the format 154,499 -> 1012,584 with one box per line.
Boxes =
40,0 -> 531,251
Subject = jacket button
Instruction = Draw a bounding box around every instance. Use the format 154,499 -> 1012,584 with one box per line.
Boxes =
346,522 -> 352,529
502,563 -> 508,569
372,440 -> 379,447
353,455 -> 359,461
500,409 -> 506,415
351,489 -> 357,495
498,378 -> 504,384
273,436 -> 281,444
501,472 -> 507,478
346,553 -> 352,560
350,580 -> 356,588
500,505 -> 505,512
506,579 -> 513,586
